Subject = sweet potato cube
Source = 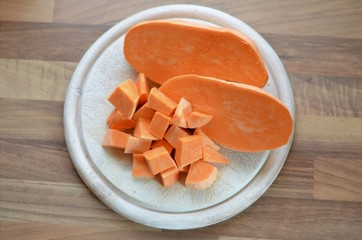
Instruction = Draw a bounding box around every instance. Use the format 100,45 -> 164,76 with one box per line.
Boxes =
149,111 -> 171,139
159,162 -> 179,187
203,145 -> 229,166
124,136 -> 152,153
147,87 -> 177,116
172,97 -> 192,128
135,73 -> 150,107
108,79 -> 139,119
151,139 -> 173,155
188,111 -> 213,128
132,154 -> 154,178
194,128 -> 220,151
178,165 -> 190,173
102,129 -> 130,149
133,104 -> 155,121
107,109 -> 136,130
143,146 -> 175,175
164,125 -> 190,148
185,160 -> 218,190
134,118 -> 158,140
175,135 -> 203,168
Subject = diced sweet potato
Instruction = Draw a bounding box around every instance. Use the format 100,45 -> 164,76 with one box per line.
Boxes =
108,79 -> 139,119
133,104 -> 156,121
194,128 -> 220,151
188,111 -> 213,128
172,97 -> 192,128
147,87 -> 177,116
102,129 -> 130,149
133,118 -> 158,140
135,73 -> 150,107
143,146 -> 176,175
149,111 -> 171,139
132,154 -> 154,178
124,136 -> 152,153
163,124 -> 190,148
203,145 -> 229,166
151,139 -> 173,155
159,161 -> 179,187
185,160 -> 218,190
107,109 -> 136,130
175,135 -> 203,168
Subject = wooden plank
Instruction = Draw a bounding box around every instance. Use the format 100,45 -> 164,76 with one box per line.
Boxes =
314,158 -> 362,202
0,59 -> 77,101
0,0 -> 55,23
182,197 -> 362,240
0,22 -> 360,78
290,74 -> 362,117
53,0 -> 362,39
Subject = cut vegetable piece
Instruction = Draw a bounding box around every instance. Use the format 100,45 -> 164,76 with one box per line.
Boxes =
160,75 -> 293,152
203,145 -> 229,166
133,104 -> 155,121
146,87 -> 177,116
102,129 -> 130,149
194,128 -> 220,151
133,118 -> 158,140
151,139 -> 173,155
143,146 -> 176,175
132,154 -> 154,178
175,135 -> 203,168
185,160 -> 218,190
188,111 -> 213,129
124,136 -> 152,153
178,164 -> 190,173
159,161 -> 179,187
107,109 -> 136,130
164,124 -> 190,148
149,111 -> 171,139
172,97 -> 192,128
135,72 -> 150,107
124,20 -> 268,87
108,79 -> 139,119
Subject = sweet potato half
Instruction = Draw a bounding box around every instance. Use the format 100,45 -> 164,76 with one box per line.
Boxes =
124,20 -> 268,87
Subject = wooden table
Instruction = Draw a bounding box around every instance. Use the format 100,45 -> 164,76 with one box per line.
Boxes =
1,1 -> 361,239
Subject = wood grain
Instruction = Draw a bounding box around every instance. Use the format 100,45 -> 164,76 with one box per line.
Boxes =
0,59 -> 77,101
0,0 -> 55,23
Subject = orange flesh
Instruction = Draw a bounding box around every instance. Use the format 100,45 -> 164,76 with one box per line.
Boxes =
203,145 -> 229,166
151,139 -> 173,155
135,72 -> 150,107
143,146 -> 176,175
107,109 -> 136,130
124,20 -> 268,87
159,162 -> 179,187
102,129 -> 130,149
124,136 -> 152,153
194,128 -> 220,151
188,111 -> 213,129
133,104 -> 155,121
133,118 -> 158,140
175,135 -> 203,168
149,111 -> 171,139
185,160 -> 218,190
160,75 -> 293,152
146,87 -> 177,116
108,79 -> 139,119
163,124 -> 190,148
132,154 -> 154,178
172,97 -> 192,128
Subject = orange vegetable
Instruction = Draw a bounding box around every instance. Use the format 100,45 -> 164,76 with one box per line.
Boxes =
108,79 -> 139,119
202,145 -> 229,166
143,146 -> 176,175
185,160 -> 218,190
124,20 -> 268,87
148,111 -> 172,139
151,139 -> 173,155
175,135 -> 203,168
124,136 -> 152,153
159,162 -> 179,187
160,75 -> 293,152
194,128 -> 220,151
172,97 -> 192,128
163,124 -> 190,148
135,72 -> 150,107
107,109 -> 136,130
188,111 -> 213,129
133,118 -> 158,140
146,87 -> 177,116
133,104 -> 155,121
102,129 -> 130,149
132,154 -> 154,178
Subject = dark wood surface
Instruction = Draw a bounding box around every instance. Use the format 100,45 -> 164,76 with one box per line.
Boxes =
0,0 -> 361,239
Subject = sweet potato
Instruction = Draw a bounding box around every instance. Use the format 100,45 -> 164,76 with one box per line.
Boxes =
188,111 -> 213,129
143,146 -> 176,175
133,104 -> 155,121
175,135 -> 203,168
194,128 -> 220,151
132,154 -> 154,178
163,124 -> 190,148
107,109 -> 136,130
102,129 -> 130,149
133,118 -> 158,140
160,75 -> 293,152
185,160 -> 218,190
124,136 -> 152,153
124,20 -> 268,87
147,87 -> 177,116
151,139 -> 173,155
202,145 -> 229,166
172,97 -> 192,128
135,72 -> 150,107
149,111 -> 171,139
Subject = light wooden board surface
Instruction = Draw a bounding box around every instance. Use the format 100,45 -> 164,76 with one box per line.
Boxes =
0,0 -> 361,239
